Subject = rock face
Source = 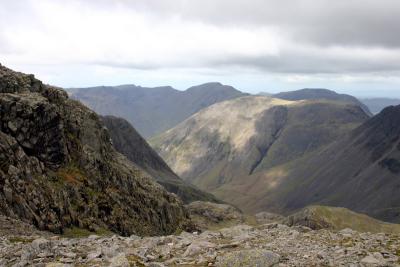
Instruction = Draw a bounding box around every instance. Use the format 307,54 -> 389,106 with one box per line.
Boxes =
0,64 -> 189,236
101,115 -> 219,204
1,214 -> 400,266
70,82 -> 246,138
273,88 -> 372,116
151,96 -> 368,213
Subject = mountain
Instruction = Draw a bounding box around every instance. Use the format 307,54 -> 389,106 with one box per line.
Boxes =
273,88 -> 372,116
360,97 -> 400,114
0,64 -> 190,236
100,115 -> 219,203
151,96 -> 369,212
261,104 -> 400,223
69,82 -> 246,138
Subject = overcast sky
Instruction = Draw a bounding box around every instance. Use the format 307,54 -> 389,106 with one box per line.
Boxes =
1,0 -> 400,97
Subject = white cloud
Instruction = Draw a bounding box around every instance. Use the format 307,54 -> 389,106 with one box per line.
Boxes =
0,0 -> 400,97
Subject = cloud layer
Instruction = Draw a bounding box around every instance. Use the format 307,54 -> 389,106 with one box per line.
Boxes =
1,0 -> 400,95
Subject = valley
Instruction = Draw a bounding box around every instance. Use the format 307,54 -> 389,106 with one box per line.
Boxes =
0,64 -> 399,267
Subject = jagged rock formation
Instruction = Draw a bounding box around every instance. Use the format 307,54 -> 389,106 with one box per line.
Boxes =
100,115 -> 219,203
70,82 -> 246,138
0,64 -> 190,236
151,96 -> 368,212
273,88 -> 372,116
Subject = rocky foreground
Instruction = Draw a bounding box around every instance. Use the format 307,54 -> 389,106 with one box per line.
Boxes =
1,216 -> 399,267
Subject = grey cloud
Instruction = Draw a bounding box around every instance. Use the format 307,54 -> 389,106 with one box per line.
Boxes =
2,0 -> 400,78
114,0 -> 400,48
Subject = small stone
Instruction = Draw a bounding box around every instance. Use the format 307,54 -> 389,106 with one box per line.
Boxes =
45,263 -> 65,267
61,252 -> 76,258
110,253 -> 129,267
31,238 -> 50,250
37,252 -> 54,258
183,241 -> 216,257
60,257 -> 74,263
87,249 -> 102,260
360,255 -> 382,266
146,254 -> 156,261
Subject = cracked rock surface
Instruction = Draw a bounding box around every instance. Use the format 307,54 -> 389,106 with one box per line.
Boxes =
0,64 -> 190,236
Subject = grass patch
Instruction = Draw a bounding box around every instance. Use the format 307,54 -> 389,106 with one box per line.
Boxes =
126,255 -> 146,267
9,237 -> 35,243
62,227 -> 113,238
56,165 -> 87,185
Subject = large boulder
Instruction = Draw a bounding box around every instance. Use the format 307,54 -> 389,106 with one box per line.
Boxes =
185,201 -> 244,230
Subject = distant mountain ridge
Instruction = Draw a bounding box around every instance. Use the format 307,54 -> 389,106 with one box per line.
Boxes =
101,115 -> 219,204
360,97 -> 400,114
70,82 -> 246,138
273,88 -> 372,116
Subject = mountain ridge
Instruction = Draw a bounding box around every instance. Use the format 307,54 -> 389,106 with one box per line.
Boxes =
70,82 -> 246,138
273,88 -> 372,116
151,95 -> 370,214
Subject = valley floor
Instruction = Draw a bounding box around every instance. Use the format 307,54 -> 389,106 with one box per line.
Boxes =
0,216 -> 399,267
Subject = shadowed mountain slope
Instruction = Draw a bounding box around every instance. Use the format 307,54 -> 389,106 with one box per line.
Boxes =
70,82 -> 246,138
151,96 -> 369,213
0,64 -> 190,236
273,88 -> 372,116
100,115 -> 219,204
262,105 -> 400,223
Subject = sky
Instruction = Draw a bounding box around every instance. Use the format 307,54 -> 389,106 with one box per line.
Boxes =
1,0 -> 400,97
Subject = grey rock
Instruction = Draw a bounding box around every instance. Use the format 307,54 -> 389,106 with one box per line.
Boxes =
216,249 -> 280,267
109,253 -> 129,267
0,64 -> 190,236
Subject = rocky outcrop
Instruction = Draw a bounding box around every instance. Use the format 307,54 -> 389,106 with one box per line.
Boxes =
284,206 -> 400,234
186,201 -> 244,230
101,115 -> 219,204
0,64 -> 190,236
